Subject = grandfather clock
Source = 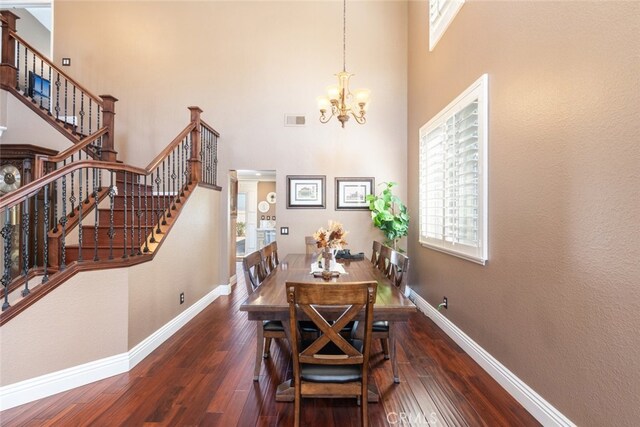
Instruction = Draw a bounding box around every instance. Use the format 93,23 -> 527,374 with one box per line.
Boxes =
0,144 -> 58,280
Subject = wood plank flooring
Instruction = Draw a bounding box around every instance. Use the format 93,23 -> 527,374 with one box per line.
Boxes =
0,264 -> 540,426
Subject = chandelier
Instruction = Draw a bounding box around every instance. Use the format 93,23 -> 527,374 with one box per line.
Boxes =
317,0 -> 370,128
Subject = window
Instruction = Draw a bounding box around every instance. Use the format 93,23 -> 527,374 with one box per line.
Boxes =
419,74 -> 488,264
429,0 -> 465,51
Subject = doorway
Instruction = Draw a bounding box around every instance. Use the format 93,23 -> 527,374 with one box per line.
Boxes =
233,170 -> 276,260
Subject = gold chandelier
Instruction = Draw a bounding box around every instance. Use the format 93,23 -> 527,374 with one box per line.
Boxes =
317,0 -> 370,128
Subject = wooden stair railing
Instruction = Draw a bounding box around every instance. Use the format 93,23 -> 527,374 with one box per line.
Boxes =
0,107 -> 220,326
0,10 -> 118,165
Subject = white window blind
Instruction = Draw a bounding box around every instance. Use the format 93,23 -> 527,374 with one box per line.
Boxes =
419,74 -> 488,264
429,0 -> 465,51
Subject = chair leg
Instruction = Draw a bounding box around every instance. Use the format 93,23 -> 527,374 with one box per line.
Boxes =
294,381 -> 301,427
254,322 -> 264,381
264,337 -> 273,358
361,381 -> 368,427
381,338 -> 390,360
389,324 -> 399,383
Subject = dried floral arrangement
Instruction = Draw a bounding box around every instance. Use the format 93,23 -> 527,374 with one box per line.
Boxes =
313,221 -> 348,249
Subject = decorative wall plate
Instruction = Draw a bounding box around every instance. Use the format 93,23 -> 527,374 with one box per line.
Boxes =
0,164 -> 21,194
258,200 -> 270,213
267,192 -> 276,204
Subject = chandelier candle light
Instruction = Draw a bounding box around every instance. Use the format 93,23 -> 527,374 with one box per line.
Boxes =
317,0 -> 370,128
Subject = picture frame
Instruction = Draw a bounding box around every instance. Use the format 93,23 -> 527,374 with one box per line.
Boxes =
286,175 -> 326,209
335,177 -> 375,210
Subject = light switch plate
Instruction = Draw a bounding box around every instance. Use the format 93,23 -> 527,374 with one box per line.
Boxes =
280,227 -> 289,235
62,58 -> 71,66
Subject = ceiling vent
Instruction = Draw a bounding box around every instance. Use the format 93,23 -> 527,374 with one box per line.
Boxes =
284,115 -> 306,127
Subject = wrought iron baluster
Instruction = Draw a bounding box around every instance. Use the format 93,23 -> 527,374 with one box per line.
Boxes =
64,78 -> 68,125
42,185 -> 50,284
163,159 -> 169,220
47,66 -> 52,113
97,105 -> 101,130
93,169 -> 100,261
55,73 -> 61,120
171,151 -> 177,211
143,175 -> 150,253
23,45 -> 27,91
88,99 -> 93,136
185,135 -> 192,187
123,171 -> 128,259
39,58 -> 44,108
108,171 -> 115,260
130,173 -> 136,257
213,134 -> 218,186
137,177 -> 142,255
149,172 -> 157,243
72,86 -> 76,135
85,160 -> 90,204
33,188 -> 39,270
79,93 -> 85,135
15,41 -> 20,90
78,168 -> 83,262
60,172 -> 68,270
155,169 -> 162,235
1,209 -> 14,310
21,199 -> 30,296
31,48 -> 35,99
69,154 -> 76,217
177,142 -> 183,202
52,164 -> 60,232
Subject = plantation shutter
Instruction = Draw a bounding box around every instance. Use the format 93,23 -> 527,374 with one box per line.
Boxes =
419,75 -> 487,264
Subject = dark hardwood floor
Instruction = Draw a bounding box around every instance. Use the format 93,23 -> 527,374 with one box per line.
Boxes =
0,264 -> 539,426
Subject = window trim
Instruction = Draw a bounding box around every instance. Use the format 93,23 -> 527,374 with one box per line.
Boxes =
418,74 -> 489,265
429,0 -> 465,52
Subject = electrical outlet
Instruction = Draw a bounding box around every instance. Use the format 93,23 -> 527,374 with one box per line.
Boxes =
180,292 -> 185,304
443,296 -> 448,309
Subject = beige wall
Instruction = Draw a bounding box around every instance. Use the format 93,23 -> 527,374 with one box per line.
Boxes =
0,269 -> 129,385
128,185 -> 221,347
0,186 -> 222,386
407,1 -> 640,425
53,1 -> 408,275
13,8 -> 51,58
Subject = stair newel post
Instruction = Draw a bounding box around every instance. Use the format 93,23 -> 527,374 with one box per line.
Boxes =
188,106 -> 203,184
0,12 -> 19,91
99,95 -> 119,162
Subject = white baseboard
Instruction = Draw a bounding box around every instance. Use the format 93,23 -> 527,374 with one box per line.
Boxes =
0,284 -> 227,411
408,288 -> 575,427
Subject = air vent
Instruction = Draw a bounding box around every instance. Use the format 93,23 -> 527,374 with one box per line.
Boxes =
284,114 -> 306,127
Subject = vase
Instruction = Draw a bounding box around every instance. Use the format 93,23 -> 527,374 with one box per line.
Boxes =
322,247 -> 333,272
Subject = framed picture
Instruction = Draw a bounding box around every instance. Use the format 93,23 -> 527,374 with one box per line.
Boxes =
335,177 -> 375,210
287,175 -> 326,209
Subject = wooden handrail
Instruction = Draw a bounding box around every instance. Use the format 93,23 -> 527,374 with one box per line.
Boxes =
41,127 -> 109,163
144,122 -> 196,171
200,119 -> 220,138
0,160 -> 146,210
9,30 -> 103,106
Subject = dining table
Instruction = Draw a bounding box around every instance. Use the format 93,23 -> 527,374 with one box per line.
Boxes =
239,253 -> 417,402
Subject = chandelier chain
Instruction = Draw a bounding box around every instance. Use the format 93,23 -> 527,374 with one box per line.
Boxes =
343,0 -> 346,72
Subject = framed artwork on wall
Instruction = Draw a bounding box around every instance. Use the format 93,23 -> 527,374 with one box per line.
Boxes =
286,175 -> 326,209
335,177 -> 375,210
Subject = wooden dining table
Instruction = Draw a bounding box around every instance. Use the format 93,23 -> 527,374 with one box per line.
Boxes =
239,253 -> 417,402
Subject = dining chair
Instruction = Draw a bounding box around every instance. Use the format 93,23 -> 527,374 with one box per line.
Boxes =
370,240 -> 382,266
372,246 -> 409,383
243,249 -> 286,381
305,236 -> 317,255
287,281 -> 377,427
261,241 -> 279,275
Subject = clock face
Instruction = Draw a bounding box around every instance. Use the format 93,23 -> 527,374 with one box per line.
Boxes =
266,192 -> 276,204
0,164 -> 21,194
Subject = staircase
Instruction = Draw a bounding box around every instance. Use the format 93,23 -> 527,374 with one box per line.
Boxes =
0,10 -> 221,325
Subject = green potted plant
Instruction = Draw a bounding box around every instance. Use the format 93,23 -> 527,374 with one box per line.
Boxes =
366,182 -> 409,251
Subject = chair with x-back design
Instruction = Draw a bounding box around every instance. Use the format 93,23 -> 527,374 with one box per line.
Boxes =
287,281 -> 377,427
